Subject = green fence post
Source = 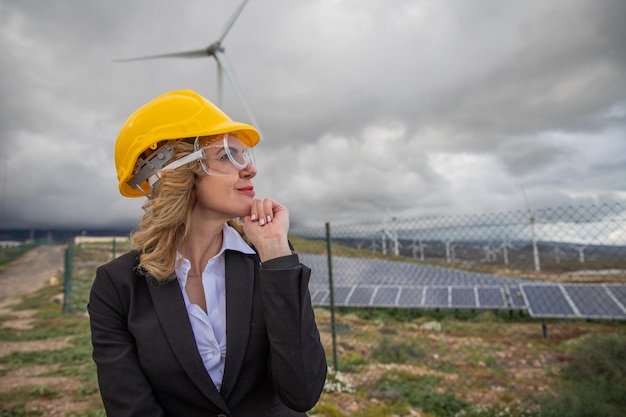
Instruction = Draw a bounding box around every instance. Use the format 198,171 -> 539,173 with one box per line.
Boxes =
112,237 -> 116,260
325,222 -> 339,372
63,243 -> 73,313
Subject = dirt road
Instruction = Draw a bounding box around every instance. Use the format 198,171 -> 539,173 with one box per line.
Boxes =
0,245 -> 66,303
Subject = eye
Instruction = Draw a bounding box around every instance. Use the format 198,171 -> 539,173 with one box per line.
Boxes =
209,147 -> 230,162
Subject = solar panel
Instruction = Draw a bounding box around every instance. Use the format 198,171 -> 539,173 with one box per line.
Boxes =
451,287 -> 477,308
310,288 -> 329,305
424,287 -> 449,307
333,286 -> 353,305
348,286 -> 375,306
477,287 -> 507,308
301,255 -> 625,320
505,285 -> 527,308
608,285 -> 626,310
520,284 -> 577,318
398,287 -> 425,307
300,254 -> 536,287
372,286 -> 400,306
563,284 -> 626,319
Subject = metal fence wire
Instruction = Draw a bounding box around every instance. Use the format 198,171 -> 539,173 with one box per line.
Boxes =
290,203 -> 626,322
66,204 -> 625,321
64,203 -> 626,388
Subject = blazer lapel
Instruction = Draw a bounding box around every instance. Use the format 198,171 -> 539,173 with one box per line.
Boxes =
146,276 -> 230,412
219,250 -> 256,400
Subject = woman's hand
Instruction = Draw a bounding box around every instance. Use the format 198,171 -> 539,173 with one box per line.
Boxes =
242,198 -> 292,262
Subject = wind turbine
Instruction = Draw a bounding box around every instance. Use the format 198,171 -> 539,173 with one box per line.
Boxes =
498,236 -> 516,266
444,239 -> 456,263
381,213 -> 400,256
113,0 -> 262,139
552,245 -> 562,264
368,201 -> 400,256
482,243 -> 498,263
408,238 -> 428,261
522,186 -> 541,272
369,239 -> 380,252
570,244 -> 589,263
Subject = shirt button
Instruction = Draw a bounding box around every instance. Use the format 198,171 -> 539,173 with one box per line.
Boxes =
211,309 -> 218,316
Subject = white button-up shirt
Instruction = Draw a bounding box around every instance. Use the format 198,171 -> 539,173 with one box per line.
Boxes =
175,223 -> 255,391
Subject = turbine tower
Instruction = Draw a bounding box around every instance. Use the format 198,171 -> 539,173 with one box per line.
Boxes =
499,236 -> 516,266
408,238 -> 427,261
522,186 -> 541,272
113,0 -> 262,138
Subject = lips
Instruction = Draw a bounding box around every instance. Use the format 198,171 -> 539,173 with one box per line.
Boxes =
237,186 -> 255,196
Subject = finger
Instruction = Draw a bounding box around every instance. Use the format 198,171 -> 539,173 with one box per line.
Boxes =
249,198 -> 261,222
253,198 -> 270,225
262,198 -> 274,224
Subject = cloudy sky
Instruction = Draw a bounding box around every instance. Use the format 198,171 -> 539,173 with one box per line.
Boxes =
1,0 -> 625,232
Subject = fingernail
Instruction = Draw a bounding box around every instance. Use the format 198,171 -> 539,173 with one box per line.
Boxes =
251,214 -> 257,221
259,218 -> 265,225
267,215 -> 272,223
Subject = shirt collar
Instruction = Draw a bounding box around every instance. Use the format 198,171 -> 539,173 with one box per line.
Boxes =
222,222 -> 256,255
175,223 -> 255,283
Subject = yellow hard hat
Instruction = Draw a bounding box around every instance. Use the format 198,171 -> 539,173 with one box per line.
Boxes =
115,89 -> 260,197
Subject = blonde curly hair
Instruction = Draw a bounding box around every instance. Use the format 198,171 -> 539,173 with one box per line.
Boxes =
129,138 -> 246,282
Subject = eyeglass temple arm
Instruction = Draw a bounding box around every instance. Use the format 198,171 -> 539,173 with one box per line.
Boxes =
161,149 -> 205,171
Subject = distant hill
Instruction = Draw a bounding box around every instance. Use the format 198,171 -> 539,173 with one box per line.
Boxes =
0,228 -> 133,244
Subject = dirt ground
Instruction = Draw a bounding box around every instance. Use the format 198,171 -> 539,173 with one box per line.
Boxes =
0,245 -> 94,416
0,245 -> 66,303
0,246 -> 621,415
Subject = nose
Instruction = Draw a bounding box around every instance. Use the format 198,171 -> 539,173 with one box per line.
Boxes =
239,163 -> 256,178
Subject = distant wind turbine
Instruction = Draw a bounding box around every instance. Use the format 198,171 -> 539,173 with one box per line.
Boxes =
552,245 -> 562,264
408,238 -> 428,261
498,236 -> 516,266
570,244 -> 589,263
444,239 -> 456,263
370,202 -> 400,256
522,186 -> 541,272
382,214 -> 400,256
113,0 -> 262,139
482,243 -> 498,263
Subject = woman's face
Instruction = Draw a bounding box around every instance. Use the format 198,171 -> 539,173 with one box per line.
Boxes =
193,160 -> 257,221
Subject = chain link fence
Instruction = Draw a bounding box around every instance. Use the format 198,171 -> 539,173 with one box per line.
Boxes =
292,202 -> 626,283
66,203 -> 626,317
62,203 -> 626,410
289,202 -> 626,381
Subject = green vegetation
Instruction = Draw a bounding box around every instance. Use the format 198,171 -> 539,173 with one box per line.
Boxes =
370,371 -> 468,417
1,240 -> 625,416
538,333 -> 626,417
371,336 -> 426,364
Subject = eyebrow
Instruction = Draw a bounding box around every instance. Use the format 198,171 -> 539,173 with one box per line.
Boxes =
205,144 -> 226,154
206,145 -> 240,157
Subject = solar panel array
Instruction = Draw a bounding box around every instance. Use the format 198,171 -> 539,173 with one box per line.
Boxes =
300,254 -> 626,320
520,283 -> 626,320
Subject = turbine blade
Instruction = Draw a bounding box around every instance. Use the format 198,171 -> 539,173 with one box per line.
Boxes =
215,50 -> 263,140
112,48 -> 211,62
216,59 -> 223,107
218,0 -> 250,44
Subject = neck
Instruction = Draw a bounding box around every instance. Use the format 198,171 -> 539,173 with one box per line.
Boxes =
184,221 -> 225,275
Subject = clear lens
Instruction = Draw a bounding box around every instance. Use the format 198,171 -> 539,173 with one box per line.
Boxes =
195,134 -> 255,175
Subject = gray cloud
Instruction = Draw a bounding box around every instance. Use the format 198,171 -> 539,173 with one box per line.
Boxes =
1,0 -> 625,231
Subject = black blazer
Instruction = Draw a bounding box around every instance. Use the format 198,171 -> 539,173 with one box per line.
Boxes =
88,250 -> 327,417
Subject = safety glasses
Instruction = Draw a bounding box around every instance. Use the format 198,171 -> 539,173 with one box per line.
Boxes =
162,133 -> 255,176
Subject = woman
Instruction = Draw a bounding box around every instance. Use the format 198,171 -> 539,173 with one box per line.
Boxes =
88,89 -> 327,417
